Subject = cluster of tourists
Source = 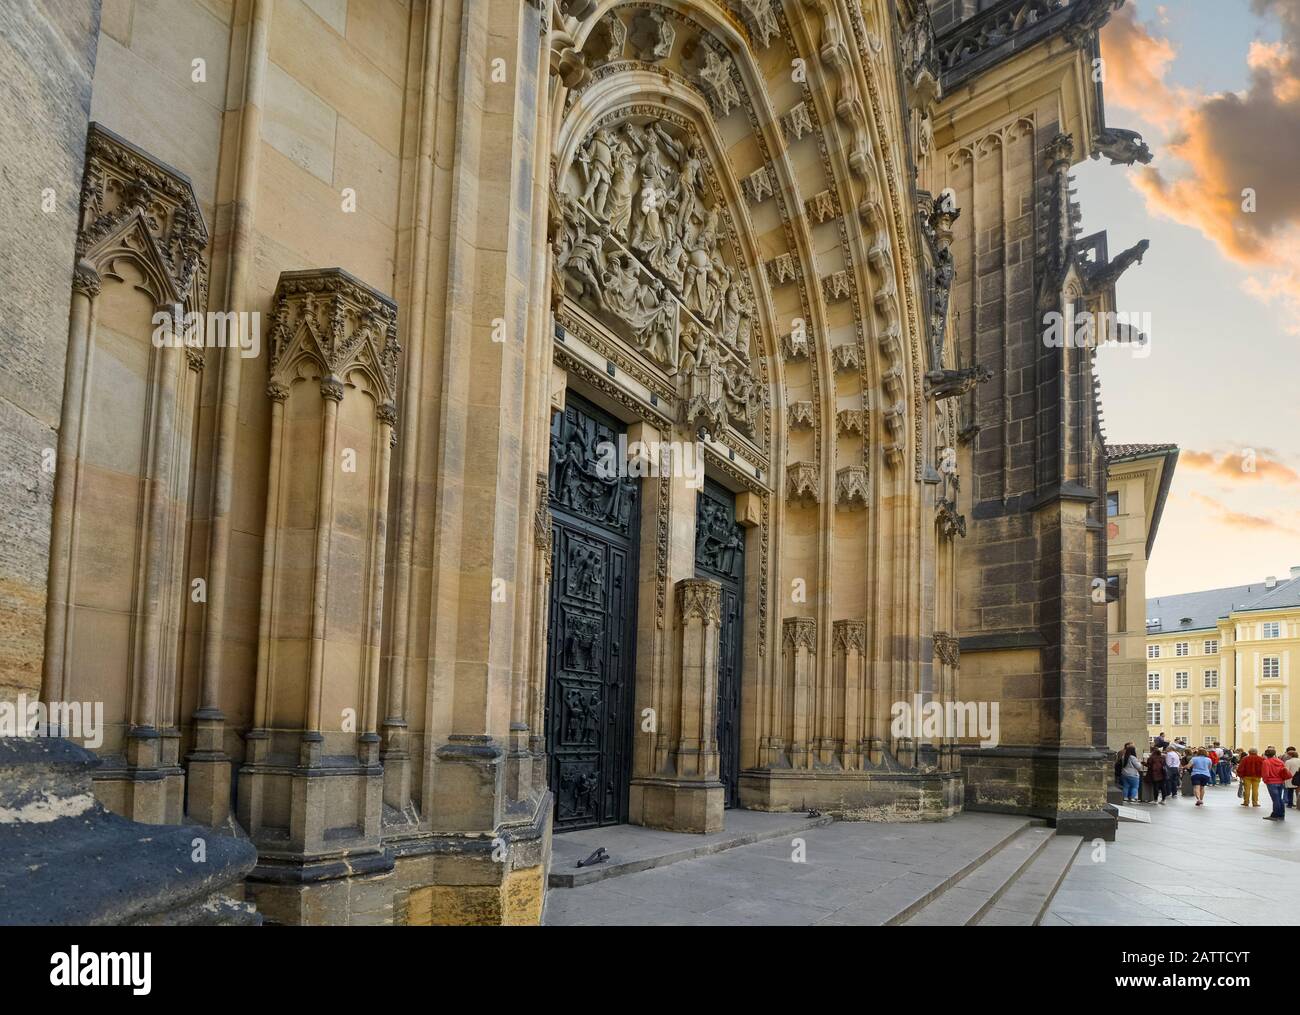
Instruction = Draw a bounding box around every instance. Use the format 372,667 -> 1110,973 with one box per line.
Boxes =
1114,736 -> 1300,820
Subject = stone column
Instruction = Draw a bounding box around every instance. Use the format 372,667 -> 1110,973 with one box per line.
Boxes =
784,617 -> 816,769
191,0 -> 272,827
834,620 -> 865,769
628,578 -> 724,833
238,268 -> 400,882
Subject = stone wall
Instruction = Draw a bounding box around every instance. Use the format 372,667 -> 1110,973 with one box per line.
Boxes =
0,1 -> 101,705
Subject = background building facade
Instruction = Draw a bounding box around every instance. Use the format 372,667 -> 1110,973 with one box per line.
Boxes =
1145,572 -> 1300,751
1104,443 -> 1177,751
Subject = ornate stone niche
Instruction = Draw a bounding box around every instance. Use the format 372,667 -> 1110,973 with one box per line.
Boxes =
831,342 -> 862,372
554,111 -> 766,441
786,461 -> 820,504
240,267 -> 400,863
836,409 -> 864,435
836,465 -> 868,509
782,101 -> 813,143
742,165 -> 773,205
737,0 -> 780,49
787,400 -> 815,429
43,123 -> 209,824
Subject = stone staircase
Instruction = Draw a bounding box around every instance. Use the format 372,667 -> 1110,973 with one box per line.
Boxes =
901,823 -> 1082,926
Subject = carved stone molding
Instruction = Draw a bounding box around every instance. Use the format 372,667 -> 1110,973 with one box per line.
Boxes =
742,165 -> 773,204
267,268 -> 401,406
677,577 -> 722,625
831,342 -> 861,371
765,252 -> 799,287
738,0 -> 780,49
691,46 -> 741,118
833,619 -> 865,655
836,409 -> 864,435
933,631 -> 960,668
821,270 -> 852,302
77,122 -> 208,308
781,329 -> 811,361
782,616 -> 816,653
787,401 -> 814,429
836,465 -> 868,509
937,497 -> 966,539
786,461 -> 820,504
629,8 -> 675,61
71,260 -> 102,299
805,189 -> 839,224
781,101 -> 813,143
585,10 -> 626,66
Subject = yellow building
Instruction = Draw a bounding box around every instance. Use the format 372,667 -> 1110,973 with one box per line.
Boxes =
1104,444 -> 1178,752
1145,571 -> 1300,751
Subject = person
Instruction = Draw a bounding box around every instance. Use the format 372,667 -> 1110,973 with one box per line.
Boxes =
1188,748 -> 1213,806
1261,747 -> 1289,821
1215,743 -> 1232,785
1146,745 -> 1168,804
1284,747 -> 1300,810
1237,747 -> 1264,807
1207,745 -> 1220,786
1154,731 -> 1169,749
1119,743 -> 1142,802
1164,742 -> 1181,801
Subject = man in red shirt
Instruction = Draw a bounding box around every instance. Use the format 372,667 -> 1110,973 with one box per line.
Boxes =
1261,747 -> 1290,820
1237,747 -> 1264,807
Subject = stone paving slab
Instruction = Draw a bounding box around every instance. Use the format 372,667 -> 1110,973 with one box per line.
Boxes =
905,826 -> 1055,925
549,810 -> 833,887
1046,782 -> 1300,926
544,812 -> 1031,925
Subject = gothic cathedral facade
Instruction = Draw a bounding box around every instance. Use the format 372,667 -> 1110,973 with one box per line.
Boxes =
2,0 -> 1145,924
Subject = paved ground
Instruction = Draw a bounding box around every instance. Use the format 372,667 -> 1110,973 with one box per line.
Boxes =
543,785 -> 1300,925
1045,782 -> 1300,926
543,811 -> 1029,925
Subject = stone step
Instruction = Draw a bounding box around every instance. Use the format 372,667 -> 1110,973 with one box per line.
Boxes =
867,817 -> 1038,926
549,811 -> 835,888
902,825 -> 1055,925
976,835 -> 1084,926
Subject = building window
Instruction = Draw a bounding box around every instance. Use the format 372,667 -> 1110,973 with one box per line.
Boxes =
1106,491 -> 1119,517
1261,692 -> 1282,723
1175,671 -> 1189,690
1173,701 -> 1190,725
1203,700 -> 1219,725
1147,702 -> 1162,725
1175,641 -> 1189,656
1204,737 -> 1217,747
1203,669 -> 1219,689
1263,621 -> 1281,639
1148,644 -> 1160,659
1263,656 -> 1280,680
1204,639 -> 1219,655
1147,672 -> 1161,691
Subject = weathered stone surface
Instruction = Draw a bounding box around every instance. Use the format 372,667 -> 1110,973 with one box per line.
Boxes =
0,737 -> 259,925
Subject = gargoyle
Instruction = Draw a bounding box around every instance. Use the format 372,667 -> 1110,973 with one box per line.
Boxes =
1091,127 -> 1153,167
925,362 -> 992,401
1083,238 -> 1149,290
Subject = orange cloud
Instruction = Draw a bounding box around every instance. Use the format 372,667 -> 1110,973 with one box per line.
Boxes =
1188,491 -> 1300,535
1179,448 -> 1300,486
1101,1 -> 1300,331
1099,4 -> 1180,118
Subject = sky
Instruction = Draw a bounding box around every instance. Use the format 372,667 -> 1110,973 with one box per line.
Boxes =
1077,0 -> 1300,599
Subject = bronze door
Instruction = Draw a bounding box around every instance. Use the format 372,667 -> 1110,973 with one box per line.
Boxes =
695,478 -> 744,808
545,394 -> 639,831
